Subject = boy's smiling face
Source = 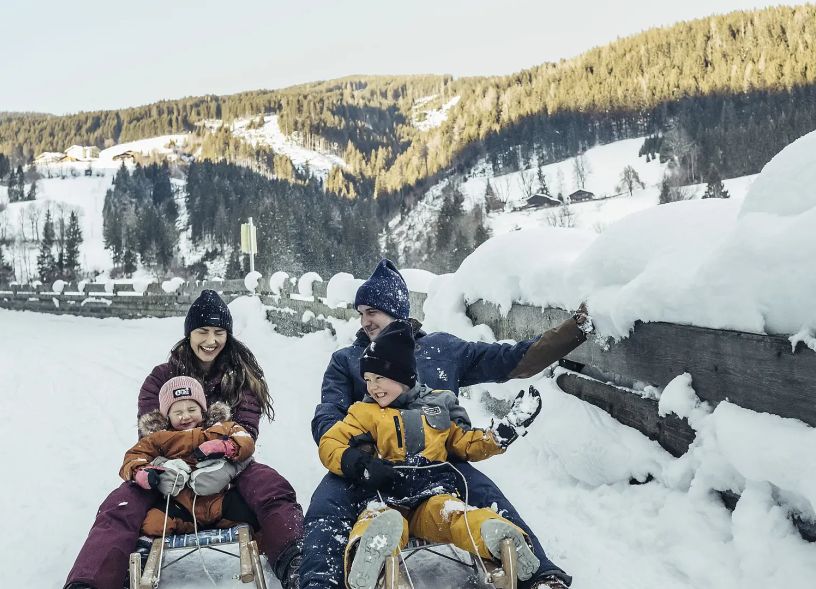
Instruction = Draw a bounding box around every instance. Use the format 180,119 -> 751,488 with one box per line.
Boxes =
363,372 -> 408,408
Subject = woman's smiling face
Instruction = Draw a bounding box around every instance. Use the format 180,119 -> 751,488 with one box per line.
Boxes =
189,326 -> 227,367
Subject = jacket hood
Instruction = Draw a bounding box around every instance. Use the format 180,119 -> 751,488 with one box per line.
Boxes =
354,318 -> 425,346
137,401 -> 232,437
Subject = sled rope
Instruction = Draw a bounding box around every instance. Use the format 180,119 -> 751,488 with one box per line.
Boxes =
190,494 -> 218,586
153,472 -> 184,588
390,461 -> 491,584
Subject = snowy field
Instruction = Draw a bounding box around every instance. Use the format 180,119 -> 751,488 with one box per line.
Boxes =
2,296 -> 815,589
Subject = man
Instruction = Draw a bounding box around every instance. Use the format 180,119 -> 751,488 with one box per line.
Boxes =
303,259 -> 592,589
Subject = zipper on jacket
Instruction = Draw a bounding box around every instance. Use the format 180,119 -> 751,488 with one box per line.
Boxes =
393,416 -> 403,448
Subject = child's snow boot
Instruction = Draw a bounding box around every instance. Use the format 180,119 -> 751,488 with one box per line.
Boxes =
347,509 -> 404,589
481,519 -> 540,581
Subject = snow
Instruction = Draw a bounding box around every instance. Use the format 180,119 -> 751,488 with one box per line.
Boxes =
162,276 -> 184,293
244,270 -> 263,291
740,130 -> 816,217
326,272 -> 363,307
413,96 -> 461,131
268,271 -> 290,295
399,268 -> 436,294
230,115 -> 346,179
3,304 -> 814,588
657,373 -> 711,427
297,272 -> 323,297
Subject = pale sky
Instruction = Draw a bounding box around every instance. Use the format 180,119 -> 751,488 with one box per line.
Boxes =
1,0 -> 806,115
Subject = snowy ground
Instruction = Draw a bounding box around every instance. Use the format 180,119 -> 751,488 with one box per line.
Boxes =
2,297 -> 814,589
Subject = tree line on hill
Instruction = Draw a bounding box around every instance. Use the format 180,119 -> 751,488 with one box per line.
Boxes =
3,5 -> 813,202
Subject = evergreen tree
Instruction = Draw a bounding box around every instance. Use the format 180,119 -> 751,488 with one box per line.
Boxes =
702,167 -> 731,199
0,154 -> 9,180
0,241 -> 13,283
37,209 -> 57,283
63,211 -> 83,280
26,177 -> 37,201
122,248 -> 137,277
472,207 -> 491,249
536,167 -> 551,197
225,248 -> 244,279
15,165 -> 25,201
6,167 -> 19,202
658,177 -> 672,205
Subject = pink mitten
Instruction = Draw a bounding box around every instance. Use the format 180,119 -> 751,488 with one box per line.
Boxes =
133,465 -> 164,490
194,439 -> 238,461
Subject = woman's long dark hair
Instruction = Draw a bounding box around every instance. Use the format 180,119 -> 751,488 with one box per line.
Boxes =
167,335 -> 274,420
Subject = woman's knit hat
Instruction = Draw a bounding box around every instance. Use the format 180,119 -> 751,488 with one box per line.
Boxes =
159,376 -> 208,417
359,320 -> 417,388
354,259 -> 410,320
184,289 -> 233,336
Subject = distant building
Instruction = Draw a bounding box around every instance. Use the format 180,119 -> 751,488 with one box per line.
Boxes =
568,189 -> 595,203
112,150 -> 138,163
34,152 -> 66,164
64,145 -> 100,161
521,192 -> 562,209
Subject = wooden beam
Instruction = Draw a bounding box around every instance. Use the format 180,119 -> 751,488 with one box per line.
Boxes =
555,372 -> 695,457
467,301 -> 816,427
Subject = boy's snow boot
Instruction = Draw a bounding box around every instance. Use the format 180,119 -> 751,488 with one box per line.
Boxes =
481,519 -> 540,582
347,509 -> 404,589
529,575 -> 571,588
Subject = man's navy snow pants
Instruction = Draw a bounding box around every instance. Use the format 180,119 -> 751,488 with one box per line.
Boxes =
300,462 -> 571,588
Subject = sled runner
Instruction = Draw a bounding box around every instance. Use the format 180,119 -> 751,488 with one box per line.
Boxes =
376,537 -> 520,589
128,524 -> 266,589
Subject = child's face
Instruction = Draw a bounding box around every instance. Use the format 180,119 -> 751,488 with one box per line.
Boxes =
363,372 -> 408,408
168,399 -> 204,430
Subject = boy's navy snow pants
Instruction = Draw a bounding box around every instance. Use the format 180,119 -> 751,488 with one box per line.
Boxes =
300,462 -> 571,588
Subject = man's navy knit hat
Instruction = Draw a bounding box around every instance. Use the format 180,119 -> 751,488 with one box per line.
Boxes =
184,289 -> 233,336
359,320 -> 417,388
354,259 -> 409,320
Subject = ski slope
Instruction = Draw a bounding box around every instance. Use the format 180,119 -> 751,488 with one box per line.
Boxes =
2,298 -> 814,589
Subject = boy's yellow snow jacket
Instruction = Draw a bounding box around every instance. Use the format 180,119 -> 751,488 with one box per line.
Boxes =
319,384 -> 503,475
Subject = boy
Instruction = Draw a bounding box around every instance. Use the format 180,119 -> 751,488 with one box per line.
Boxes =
319,320 -> 543,589
120,376 -> 256,535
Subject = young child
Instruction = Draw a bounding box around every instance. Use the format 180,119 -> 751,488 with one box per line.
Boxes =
120,376 -> 256,536
318,320 -> 543,589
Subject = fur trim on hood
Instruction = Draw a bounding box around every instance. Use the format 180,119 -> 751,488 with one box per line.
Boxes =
138,401 -> 232,437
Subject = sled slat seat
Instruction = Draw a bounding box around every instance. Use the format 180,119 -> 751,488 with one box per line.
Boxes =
130,523 -> 266,589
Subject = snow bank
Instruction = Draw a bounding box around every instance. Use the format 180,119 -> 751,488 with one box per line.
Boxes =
399,268 -> 436,294
422,228 -> 596,338
326,272 -> 363,307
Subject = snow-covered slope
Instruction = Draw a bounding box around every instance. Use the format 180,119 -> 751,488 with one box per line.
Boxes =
0,170 -> 116,280
386,137 -> 754,255
413,95 -> 461,131
209,114 -> 346,179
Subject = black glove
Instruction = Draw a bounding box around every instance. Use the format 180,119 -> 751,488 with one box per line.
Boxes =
340,447 -> 397,492
490,386 -> 543,448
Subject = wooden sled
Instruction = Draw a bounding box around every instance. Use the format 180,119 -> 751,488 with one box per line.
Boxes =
128,523 -> 267,589
378,537 -> 519,589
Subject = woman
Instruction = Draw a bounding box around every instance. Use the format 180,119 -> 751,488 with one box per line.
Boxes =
65,290 -> 303,589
